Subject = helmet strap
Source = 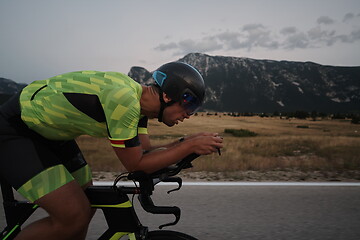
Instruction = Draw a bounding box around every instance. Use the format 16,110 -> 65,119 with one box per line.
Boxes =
156,87 -> 176,122
158,88 -> 166,122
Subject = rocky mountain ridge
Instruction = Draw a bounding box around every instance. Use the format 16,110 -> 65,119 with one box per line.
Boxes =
1,53 -> 359,113
129,53 -> 360,113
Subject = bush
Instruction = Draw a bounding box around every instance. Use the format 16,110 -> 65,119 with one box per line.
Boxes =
224,128 -> 257,137
294,111 -> 309,119
351,116 -> 360,124
296,125 -> 309,128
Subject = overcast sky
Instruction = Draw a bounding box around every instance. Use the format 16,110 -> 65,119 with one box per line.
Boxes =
1,0 -> 360,83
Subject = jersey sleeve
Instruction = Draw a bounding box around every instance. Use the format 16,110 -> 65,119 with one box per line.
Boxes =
101,88 -> 141,148
110,116 -> 148,148
138,116 -> 148,135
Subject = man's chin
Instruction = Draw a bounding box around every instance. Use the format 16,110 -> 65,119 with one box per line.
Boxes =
163,121 -> 175,127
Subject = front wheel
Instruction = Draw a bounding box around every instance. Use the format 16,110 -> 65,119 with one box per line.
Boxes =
147,230 -> 198,240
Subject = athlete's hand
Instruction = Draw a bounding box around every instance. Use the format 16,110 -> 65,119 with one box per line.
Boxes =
188,135 -> 223,155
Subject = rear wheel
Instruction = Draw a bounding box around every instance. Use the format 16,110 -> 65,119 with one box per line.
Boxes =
147,230 -> 198,240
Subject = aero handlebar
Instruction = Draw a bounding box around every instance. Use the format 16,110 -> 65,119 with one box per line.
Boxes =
128,153 -> 200,181
126,153 -> 200,228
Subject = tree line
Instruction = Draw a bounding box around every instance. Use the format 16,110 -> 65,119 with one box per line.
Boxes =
197,111 -> 360,124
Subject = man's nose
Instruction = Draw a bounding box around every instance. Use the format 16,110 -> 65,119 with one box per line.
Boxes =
183,112 -> 190,118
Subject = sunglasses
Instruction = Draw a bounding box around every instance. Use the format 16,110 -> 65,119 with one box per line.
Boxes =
182,92 -> 201,115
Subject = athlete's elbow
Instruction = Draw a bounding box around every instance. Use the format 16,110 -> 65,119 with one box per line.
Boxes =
121,156 -> 152,174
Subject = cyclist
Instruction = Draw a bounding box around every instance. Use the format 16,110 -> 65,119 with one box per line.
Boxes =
0,62 -> 223,240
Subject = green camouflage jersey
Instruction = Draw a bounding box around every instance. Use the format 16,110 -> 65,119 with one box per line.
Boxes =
20,71 -> 147,148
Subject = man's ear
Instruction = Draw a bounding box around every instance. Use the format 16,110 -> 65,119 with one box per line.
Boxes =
162,92 -> 173,103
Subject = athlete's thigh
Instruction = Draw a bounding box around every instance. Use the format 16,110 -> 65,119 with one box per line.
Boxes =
0,135 -> 78,202
53,140 -> 93,187
0,136 -> 59,190
34,180 -> 92,223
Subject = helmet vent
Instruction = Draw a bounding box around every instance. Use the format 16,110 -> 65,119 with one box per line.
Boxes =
152,71 -> 167,87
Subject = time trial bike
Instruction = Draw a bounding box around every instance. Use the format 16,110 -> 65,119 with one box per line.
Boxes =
1,153 -> 201,240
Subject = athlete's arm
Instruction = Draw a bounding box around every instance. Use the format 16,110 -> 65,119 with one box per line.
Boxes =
139,132 -> 219,152
138,134 -> 179,151
114,135 -> 223,173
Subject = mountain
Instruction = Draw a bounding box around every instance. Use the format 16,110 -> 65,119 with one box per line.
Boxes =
129,53 -> 360,113
128,66 -> 153,85
2,54 -> 359,113
0,77 -> 26,104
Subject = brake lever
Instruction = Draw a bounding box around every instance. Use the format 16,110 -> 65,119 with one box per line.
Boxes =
159,210 -> 180,229
138,194 -> 181,229
162,177 -> 182,194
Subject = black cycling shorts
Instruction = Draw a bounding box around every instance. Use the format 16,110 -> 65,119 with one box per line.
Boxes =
0,93 -> 92,202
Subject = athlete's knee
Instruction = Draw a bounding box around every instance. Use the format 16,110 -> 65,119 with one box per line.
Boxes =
34,181 -> 94,239
51,203 -> 93,239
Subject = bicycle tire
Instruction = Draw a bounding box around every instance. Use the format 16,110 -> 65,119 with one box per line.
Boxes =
147,230 -> 198,240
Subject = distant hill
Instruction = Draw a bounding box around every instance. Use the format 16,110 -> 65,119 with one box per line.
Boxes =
0,77 -> 26,104
2,53 -> 360,113
129,53 -> 360,113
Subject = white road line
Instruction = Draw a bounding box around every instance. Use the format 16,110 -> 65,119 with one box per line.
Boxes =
94,181 -> 360,187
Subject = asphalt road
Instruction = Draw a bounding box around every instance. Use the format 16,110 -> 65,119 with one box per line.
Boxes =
1,183 -> 360,240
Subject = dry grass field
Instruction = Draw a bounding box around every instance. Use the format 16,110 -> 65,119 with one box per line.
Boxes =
77,114 -> 360,181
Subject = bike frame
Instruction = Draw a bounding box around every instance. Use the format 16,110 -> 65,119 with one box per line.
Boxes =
1,153 -> 200,240
1,182 -> 154,239
85,185 -> 147,240
0,181 -> 38,239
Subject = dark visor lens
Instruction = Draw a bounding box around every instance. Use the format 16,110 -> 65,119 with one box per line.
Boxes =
182,93 -> 200,115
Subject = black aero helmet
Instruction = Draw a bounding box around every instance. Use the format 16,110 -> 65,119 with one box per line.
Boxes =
152,62 -> 205,121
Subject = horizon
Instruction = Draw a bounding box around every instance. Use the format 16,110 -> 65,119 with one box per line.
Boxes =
1,0 -> 360,83
2,52 -> 360,84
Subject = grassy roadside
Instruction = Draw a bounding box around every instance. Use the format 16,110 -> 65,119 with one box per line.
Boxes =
77,115 -> 360,181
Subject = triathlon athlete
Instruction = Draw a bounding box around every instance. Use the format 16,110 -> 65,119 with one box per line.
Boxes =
0,62 -> 223,240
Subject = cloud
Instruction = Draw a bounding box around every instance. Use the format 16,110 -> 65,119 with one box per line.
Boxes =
216,24 -> 279,51
154,42 -> 177,51
307,26 -> 336,46
213,31 -> 243,50
154,25 -> 280,55
317,16 -> 335,25
280,27 -> 297,35
179,38 -> 222,52
172,38 -> 222,55
283,32 -> 309,49
215,31 -> 241,42
240,24 -> 279,50
351,29 -> 360,42
337,29 -> 360,43
343,12 -> 355,22
242,23 -> 264,32
154,15 -> 360,55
